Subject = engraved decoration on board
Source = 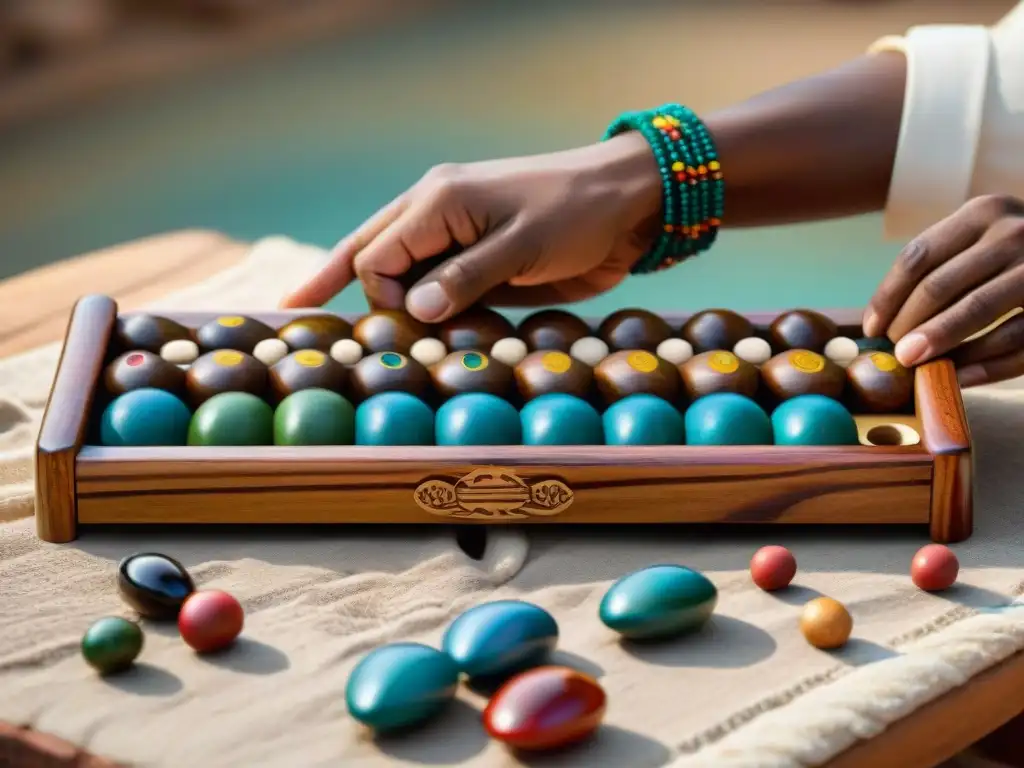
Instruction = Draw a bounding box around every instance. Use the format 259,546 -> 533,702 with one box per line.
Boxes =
413,467 -> 574,519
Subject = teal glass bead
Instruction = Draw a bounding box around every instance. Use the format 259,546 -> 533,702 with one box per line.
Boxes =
355,392 -> 434,446
603,394 -> 684,446
856,336 -> 896,354
345,642 -> 460,732
435,393 -> 521,446
684,393 -> 773,446
188,391 -> 274,446
772,394 -> 859,446
81,616 -> 144,675
520,394 -> 603,446
600,564 -> 718,640
100,388 -> 191,446
274,388 -> 355,445
442,600 -> 558,680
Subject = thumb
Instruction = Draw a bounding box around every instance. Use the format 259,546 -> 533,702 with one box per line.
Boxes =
406,223 -> 533,323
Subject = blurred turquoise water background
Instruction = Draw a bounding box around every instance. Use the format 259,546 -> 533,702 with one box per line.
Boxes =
0,0 -> 913,317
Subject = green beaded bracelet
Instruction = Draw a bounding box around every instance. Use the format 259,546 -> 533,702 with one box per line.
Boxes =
603,104 -> 724,274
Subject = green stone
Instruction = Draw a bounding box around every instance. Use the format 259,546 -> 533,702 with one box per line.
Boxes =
772,394 -> 859,446
81,616 -> 144,675
685,393 -> 773,446
188,392 -> 274,446
856,336 -> 895,354
599,564 -> 718,640
274,388 -> 355,446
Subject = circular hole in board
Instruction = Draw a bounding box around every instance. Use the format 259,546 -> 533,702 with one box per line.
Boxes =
454,526 -> 487,561
863,423 -> 921,447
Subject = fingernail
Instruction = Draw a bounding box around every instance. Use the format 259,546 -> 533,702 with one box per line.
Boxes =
957,365 -> 986,388
862,309 -> 879,337
894,333 -> 929,367
407,282 -> 451,321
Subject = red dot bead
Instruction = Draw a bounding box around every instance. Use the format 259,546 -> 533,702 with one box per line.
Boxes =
911,544 -> 959,592
178,590 -> 244,653
126,354 -> 145,367
750,546 -> 797,591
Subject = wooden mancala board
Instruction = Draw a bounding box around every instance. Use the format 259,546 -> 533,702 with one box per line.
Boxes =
34,295 -> 973,544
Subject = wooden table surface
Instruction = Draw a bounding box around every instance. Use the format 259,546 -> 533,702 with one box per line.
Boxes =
0,232 -> 1020,768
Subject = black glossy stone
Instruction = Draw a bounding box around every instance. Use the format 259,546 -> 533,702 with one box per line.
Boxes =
117,553 -> 196,620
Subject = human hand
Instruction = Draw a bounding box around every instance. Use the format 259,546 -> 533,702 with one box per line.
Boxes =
863,194 -> 1024,387
279,133 -> 663,322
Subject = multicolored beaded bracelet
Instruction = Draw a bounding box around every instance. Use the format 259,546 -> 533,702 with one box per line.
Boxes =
602,104 -> 724,274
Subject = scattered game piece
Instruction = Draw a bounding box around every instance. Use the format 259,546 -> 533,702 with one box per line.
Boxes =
431,351 -> 514,399
771,394 -> 859,446
823,336 -> 859,368
195,315 -> 276,354
845,352 -> 913,413
769,309 -> 838,353
911,544 -> 960,592
187,391 -> 274,446
483,666 -> 606,751
655,337 -> 694,365
329,338 -> 364,366
678,350 -> 759,400
353,310 -> 428,354
599,564 -> 717,640
603,394 -> 684,445
597,308 -> 672,352
438,306 -> 515,352
346,642 -> 460,733
733,336 -> 772,366
81,617 -> 144,675
517,309 -> 591,352
116,313 -> 191,353
160,339 -> 200,366
595,349 -> 680,404
185,349 -> 268,407
750,546 -> 797,591
685,393 -> 772,446
680,309 -> 753,353
355,392 -> 435,446
178,589 -> 245,653
273,388 -> 355,446
269,349 -> 348,401
408,337 -> 447,368
568,335 -> 610,367
441,599 -> 558,679
100,389 -> 192,447
349,351 -> 430,401
276,314 -> 353,352
520,393 -> 603,446
490,337 -> 529,367
760,349 -> 846,401
104,350 -> 187,397
514,350 -> 592,401
117,553 -> 195,620
252,338 -> 289,367
800,597 -> 853,649
435,392 -> 521,446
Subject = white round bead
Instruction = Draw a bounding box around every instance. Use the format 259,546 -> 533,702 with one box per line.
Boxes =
329,338 -> 363,365
490,337 -> 528,367
655,338 -> 694,365
252,338 -> 290,367
159,339 -> 199,366
569,336 -> 610,367
409,337 -> 447,368
733,337 -> 772,365
825,336 -> 860,367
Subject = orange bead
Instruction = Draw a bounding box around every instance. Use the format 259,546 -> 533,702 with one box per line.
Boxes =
800,597 -> 852,649
668,129 -> 682,140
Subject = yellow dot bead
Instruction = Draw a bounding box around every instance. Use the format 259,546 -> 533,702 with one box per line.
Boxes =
666,116 -> 680,127
671,161 -> 684,172
652,117 -> 668,129
708,160 -> 721,171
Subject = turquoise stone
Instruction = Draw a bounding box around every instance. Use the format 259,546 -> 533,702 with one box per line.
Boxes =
684,393 -> 773,446
435,393 -> 521,446
100,388 -> 191,446
520,394 -> 603,446
772,394 -> 859,446
442,600 -> 558,680
345,642 -> 460,732
856,336 -> 895,354
599,564 -> 718,640
188,391 -> 274,446
355,392 -> 434,446
274,388 -> 355,445
603,394 -> 684,445
81,616 -> 144,674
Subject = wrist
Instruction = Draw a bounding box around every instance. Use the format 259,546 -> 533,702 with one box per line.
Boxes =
576,132 -> 663,233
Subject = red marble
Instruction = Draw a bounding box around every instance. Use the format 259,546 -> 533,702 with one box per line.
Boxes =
750,545 -> 797,592
911,544 -> 959,592
178,590 -> 244,653
483,666 -> 606,751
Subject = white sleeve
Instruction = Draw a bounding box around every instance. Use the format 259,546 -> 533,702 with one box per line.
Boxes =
869,2 -> 1024,239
